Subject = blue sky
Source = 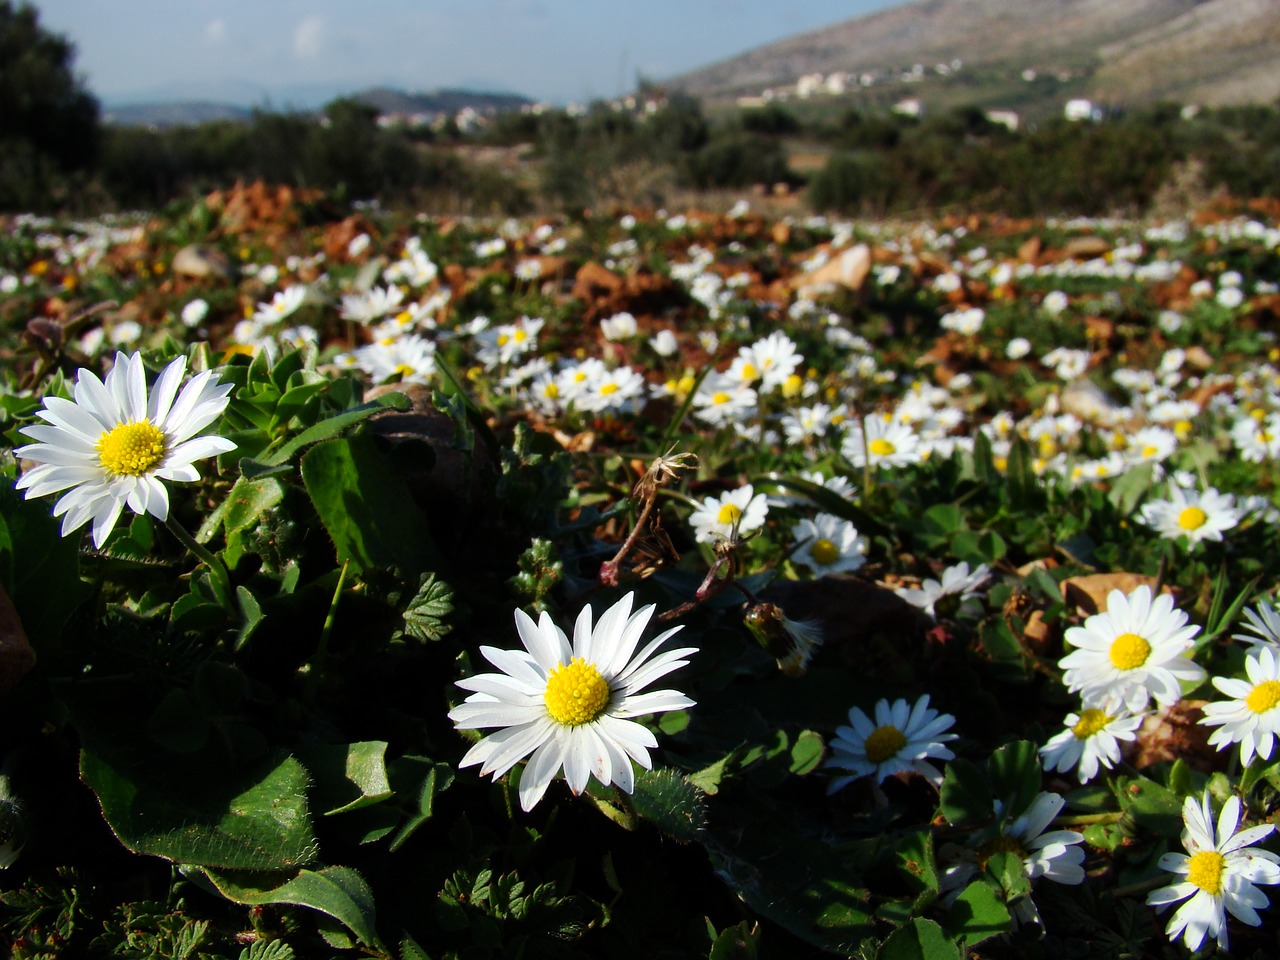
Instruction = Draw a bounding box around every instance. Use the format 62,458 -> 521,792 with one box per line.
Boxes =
31,1 -> 901,107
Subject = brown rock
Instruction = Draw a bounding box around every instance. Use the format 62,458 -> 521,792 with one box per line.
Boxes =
172,244 -> 232,281
1131,700 -> 1217,771
790,244 -> 871,297
1062,236 -> 1111,260
1061,572 -> 1161,616
1017,236 -> 1042,263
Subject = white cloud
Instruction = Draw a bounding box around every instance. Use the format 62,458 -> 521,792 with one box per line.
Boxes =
294,16 -> 325,59
204,19 -> 227,44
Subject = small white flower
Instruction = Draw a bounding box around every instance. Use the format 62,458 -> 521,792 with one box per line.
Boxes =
842,416 -> 922,469
1147,790 -> 1280,953
180,298 -> 209,328
448,592 -> 696,811
1039,703 -> 1142,782
824,694 -> 957,790
1058,585 -> 1206,712
649,329 -> 678,357
688,485 -> 768,544
1200,646 -> 1280,767
1139,484 -> 1241,547
1233,602 -> 1280,651
895,562 -> 991,620
1006,337 -> 1032,360
790,513 -> 868,575
600,312 -> 638,341
15,351 -> 236,548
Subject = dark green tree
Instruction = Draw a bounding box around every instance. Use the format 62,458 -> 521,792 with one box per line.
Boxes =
0,0 -> 100,209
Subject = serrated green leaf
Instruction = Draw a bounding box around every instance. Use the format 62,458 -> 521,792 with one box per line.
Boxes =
239,940 -> 296,960
894,831 -> 938,895
789,730 -> 825,775
984,852 -> 1031,904
402,573 -> 454,641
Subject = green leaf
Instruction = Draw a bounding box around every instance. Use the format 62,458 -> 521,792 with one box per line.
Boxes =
943,881 -> 1011,948
236,586 -> 265,650
402,573 -> 454,641
922,503 -> 965,536
629,768 -> 706,841
939,759 -> 992,826
893,831 -> 938,895
197,476 -> 286,544
300,742 -> 394,816
400,934 -> 432,960
986,741 -> 1042,820
300,432 -> 439,576
239,940 -> 296,960
80,749 -> 317,871
984,851 -> 1031,904
388,757 -> 454,852
876,918 -> 960,960
1118,776 -> 1184,839
202,865 -> 380,949
708,920 -> 760,960
0,479 -> 87,651
263,392 -> 412,467
147,688 -> 210,753
1106,461 -> 1154,517
789,730 -> 825,775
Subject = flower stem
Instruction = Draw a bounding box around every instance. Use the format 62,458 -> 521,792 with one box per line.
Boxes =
306,559 -> 348,706
165,513 -> 234,610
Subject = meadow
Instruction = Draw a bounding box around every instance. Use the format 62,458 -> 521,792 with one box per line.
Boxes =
2,187 -> 1280,958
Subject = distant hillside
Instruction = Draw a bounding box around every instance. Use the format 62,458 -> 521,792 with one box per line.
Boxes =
103,88 -> 533,128
349,87 -> 532,118
104,101 -> 252,127
667,0 -> 1280,114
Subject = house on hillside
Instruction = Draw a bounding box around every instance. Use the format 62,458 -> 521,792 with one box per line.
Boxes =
1064,98 -> 1102,122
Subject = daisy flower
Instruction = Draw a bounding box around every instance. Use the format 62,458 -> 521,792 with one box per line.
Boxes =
824,694 -> 957,791
895,562 -> 991,620
790,513 -> 868,575
1147,790 -> 1280,953
1039,702 -> 1143,783
15,351 -> 236,548
688,485 -> 769,544
841,415 -> 922,470
1138,485 -> 1241,547
1232,601 -> 1280,651
1200,646 -> 1280,767
941,792 -> 1085,929
1058,585 -> 1206,712
448,592 -> 697,811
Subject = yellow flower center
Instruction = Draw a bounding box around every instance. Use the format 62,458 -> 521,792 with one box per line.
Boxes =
1177,506 -> 1207,531
864,724 -> 907,763
1141,445 -> 1159,458
496,333 -> 510,346
976,835 -> 1029,872
513,328 -> 528,343
394,364 -> 415,378
1246,679 -> 1280,714
712,391 -> 731,405
1072,708 -> 1110,739
782,374 -> 804,398
741,362 -> 759,381
544,657 -> 610,726
544,382 -> 560,399
717,503 -> 744,526
1109,632 -> 1151,670
811,538 -> 840,566
869,438 -> 896,457
676,375 -> 696,395
600,382 -> 619,395
1187,850 -> 1225,896
97,420 -> 166,477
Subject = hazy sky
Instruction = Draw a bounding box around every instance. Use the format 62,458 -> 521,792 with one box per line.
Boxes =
30,1 -> 902,107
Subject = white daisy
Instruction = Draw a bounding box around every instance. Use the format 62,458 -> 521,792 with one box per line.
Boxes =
790,513 -> 868,575
940,792 -> 1085,930
1039,702 -> 1143,783
1058,585 -> 1206,712
448,592 -> 696,811
1200,646 -> 1280,767
824,694 -> 957,791
1138,485 -> 1241,547
1232,601 -> 1280,651
895,562 -> 991,620
841,415 -> 922,470
1147,790 -> 1280,953
15,351 -> 236,548
688,485 -> 769,544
